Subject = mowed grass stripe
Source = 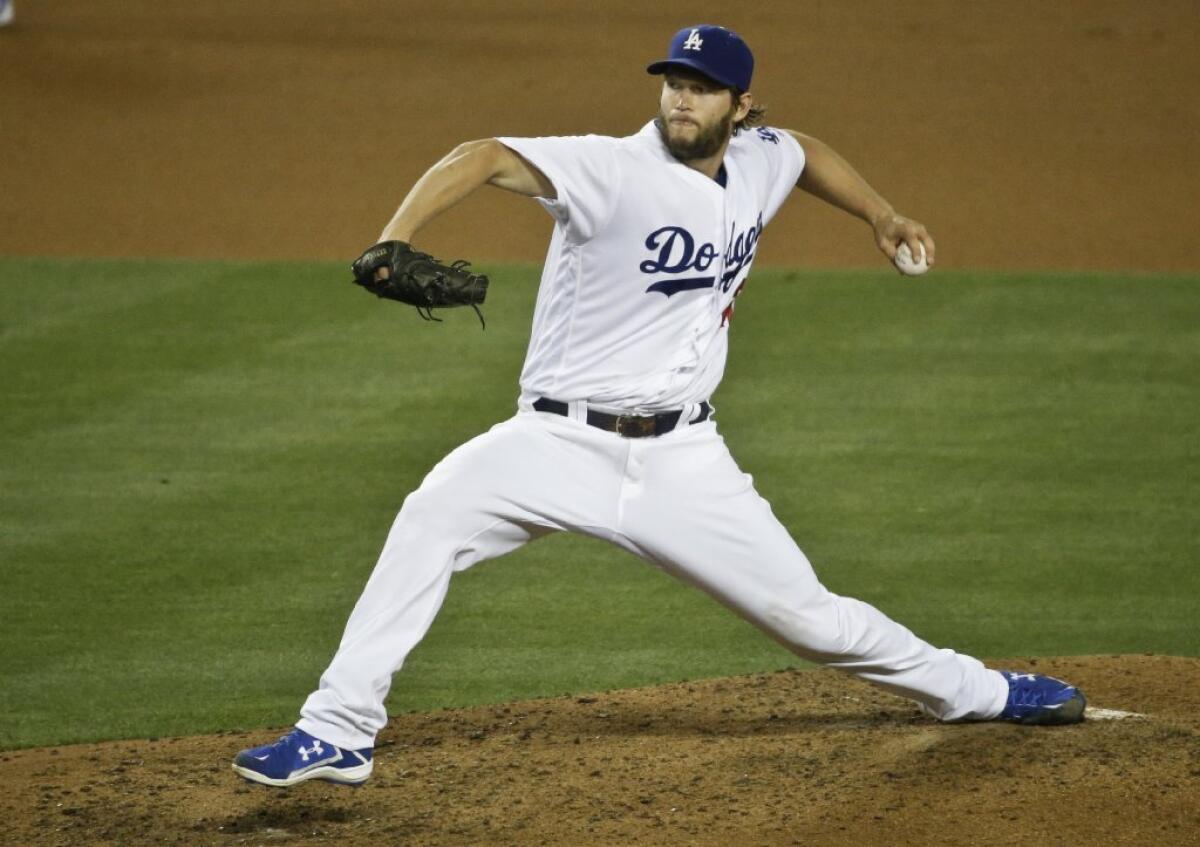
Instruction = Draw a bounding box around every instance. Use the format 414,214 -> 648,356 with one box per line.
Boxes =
1,258 -> 1196,749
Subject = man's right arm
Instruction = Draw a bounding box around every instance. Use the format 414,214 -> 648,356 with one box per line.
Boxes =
379,139 -> 555,243
787,130 -> 935,268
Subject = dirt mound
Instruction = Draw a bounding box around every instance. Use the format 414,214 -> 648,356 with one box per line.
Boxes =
3,655 -> 1196,846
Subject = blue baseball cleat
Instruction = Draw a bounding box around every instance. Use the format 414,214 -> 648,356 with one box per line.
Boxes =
997,671 -> 1087,725
232,728 -> 373,787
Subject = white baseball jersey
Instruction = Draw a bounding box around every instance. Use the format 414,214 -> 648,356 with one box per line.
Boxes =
498,122 -> 805,413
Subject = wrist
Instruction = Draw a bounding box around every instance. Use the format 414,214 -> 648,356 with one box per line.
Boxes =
379,220 -> 417,244
867,204 -> 896,231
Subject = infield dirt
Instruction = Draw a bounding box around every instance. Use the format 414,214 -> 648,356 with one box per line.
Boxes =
2,656 -> 1198,846
2,2 -> 1199,845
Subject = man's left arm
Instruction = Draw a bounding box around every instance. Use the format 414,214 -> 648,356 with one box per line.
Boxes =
785,130 -> 935,268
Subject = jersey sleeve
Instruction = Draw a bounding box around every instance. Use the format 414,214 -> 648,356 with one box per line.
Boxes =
495,134 -> 620,243
742,126 -> 806,226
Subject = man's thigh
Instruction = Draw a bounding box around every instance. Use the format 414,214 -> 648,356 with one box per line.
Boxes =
616,423 -> 826,619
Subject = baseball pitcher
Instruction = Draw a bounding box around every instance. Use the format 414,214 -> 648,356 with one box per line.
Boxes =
233,25 -> 1085,788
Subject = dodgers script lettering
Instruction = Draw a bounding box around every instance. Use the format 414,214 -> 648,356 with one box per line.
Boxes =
639,226 -> 718,275
641,216 -> 764,297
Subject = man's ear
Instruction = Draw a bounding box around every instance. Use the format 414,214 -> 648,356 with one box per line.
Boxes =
735,91 -> 753,122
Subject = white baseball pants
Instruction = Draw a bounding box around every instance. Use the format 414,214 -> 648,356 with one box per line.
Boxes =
298,410 -> 1008,749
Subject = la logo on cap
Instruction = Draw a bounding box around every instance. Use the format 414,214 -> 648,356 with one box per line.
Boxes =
646,25 -> 754,91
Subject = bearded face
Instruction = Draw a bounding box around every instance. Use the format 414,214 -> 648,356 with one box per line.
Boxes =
655,72 -> 742,163
654,104 -> 736,161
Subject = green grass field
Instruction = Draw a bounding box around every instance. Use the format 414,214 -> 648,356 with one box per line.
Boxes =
1,257 -> 1197,750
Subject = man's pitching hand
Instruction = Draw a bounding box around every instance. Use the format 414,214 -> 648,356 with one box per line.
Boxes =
873,213 -> 936,272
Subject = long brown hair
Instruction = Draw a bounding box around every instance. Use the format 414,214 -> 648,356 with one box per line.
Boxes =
732,88 -> 767,133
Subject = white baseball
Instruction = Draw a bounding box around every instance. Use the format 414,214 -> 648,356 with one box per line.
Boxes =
893,242 -> 929,276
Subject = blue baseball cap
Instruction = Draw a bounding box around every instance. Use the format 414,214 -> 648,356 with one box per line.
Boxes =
646,25 -> 754,91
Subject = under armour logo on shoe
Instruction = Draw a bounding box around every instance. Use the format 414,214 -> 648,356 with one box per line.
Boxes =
297,741 -> 324,761
683,29 -> 703,51
1009,673 -> 1037,682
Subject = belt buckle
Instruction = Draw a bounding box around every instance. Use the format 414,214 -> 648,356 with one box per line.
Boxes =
615,414 -> 656,438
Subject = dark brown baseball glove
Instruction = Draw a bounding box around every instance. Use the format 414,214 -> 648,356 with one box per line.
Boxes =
350,240 -> 489,328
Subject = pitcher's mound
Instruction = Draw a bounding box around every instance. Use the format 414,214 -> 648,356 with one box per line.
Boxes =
3,655 -> 1197,846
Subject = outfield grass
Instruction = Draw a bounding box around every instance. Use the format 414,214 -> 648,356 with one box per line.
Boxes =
1,258 -> 1196,749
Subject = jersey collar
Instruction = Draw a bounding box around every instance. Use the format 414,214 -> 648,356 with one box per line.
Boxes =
638,120 -> 730,190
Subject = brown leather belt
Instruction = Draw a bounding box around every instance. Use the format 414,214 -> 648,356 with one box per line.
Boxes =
533,397 -> 712,438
